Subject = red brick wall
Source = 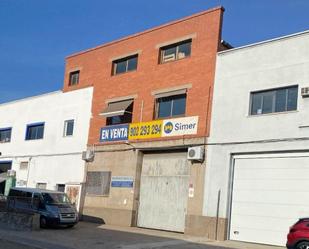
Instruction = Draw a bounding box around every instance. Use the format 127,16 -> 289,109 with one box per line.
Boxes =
63,7 -> 224,145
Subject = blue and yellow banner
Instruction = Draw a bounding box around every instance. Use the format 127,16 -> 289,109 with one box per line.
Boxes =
99,116 -> 199,142
128,120 -> 162,140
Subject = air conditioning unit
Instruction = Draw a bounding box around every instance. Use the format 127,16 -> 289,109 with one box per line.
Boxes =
187,146 -> 204,162
82,150 -> 95,162
301,87 -> 309,98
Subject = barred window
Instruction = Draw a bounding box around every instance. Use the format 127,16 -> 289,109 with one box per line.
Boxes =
86,171 -> 111,196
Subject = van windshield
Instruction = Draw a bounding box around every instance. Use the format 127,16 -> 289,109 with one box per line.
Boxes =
41,193 -> 71,205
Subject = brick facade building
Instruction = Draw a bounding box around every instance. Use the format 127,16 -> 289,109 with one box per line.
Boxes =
63,7 -> 228,238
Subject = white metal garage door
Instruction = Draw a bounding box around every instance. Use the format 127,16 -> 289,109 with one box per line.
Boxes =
230,153 -> 309,246
138,152 -> 189,232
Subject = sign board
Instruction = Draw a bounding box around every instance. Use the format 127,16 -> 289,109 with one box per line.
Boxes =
128,120 -> 162,140
111,176 -> 134,188
65,184 -> 82,211
162,116 -> 198,137
100,116 -> 199,142
100,124 -> 129,142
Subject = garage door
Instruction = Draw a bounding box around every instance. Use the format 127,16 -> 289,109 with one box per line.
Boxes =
137,151 -> 189,232
230,153 -> 309,246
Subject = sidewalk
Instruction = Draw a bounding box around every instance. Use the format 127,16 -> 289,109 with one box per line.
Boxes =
0,222 -> 285,249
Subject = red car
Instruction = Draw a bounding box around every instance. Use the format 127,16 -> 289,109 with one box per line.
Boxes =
287,218 -> 309,249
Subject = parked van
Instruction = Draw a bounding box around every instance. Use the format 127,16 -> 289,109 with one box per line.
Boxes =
8,187 -> 78,228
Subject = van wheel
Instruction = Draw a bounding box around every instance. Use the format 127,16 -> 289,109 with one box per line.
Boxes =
40,216 -> 47,228
296,241 -> 309,249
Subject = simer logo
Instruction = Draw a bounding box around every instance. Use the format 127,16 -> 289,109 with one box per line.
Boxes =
164,122 -> 173,134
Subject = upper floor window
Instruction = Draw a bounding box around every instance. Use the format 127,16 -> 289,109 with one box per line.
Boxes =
69,70 -> 80,86
250,86 -> 298,115
26,123 -> 44,140
160,39 -> 191,63
0,128 -> 12,143
106,100 -> 133,126
155,94 -> 186,119
64,119 -> 74,137
112,55 -> 138,75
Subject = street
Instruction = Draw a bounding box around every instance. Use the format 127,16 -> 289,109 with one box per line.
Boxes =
0,239 -> 40,249
0,222 -> 282,249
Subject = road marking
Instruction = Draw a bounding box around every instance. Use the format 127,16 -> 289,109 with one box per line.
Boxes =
121,239 -> 189,249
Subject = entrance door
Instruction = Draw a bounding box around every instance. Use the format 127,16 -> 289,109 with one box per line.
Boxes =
138,151 -> 189,232
0,161 -> 12,194
230,153 -> 309,246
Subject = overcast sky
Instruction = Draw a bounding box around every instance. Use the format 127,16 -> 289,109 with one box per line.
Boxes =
1,0 -> 309,103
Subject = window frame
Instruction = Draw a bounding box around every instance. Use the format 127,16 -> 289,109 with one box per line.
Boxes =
25,122 -> 45,141
249,85 -> 298,116
0,127 -> 12,143
112,54 -> 138,76
105,101 -> 134,126
85,171 -> 111,196
69,70 -> 80,86
159,39 -> 192,64
63,119 -> 75,137
36,183 -> 47,190
56,184 -> 65,192
155,93 -> 187,119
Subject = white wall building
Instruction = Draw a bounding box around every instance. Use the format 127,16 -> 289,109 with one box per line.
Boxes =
204,31 -> 309,246
0,87 -> 93,210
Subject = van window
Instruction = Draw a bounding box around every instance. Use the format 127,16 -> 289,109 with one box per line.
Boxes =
41,193 -> 71,205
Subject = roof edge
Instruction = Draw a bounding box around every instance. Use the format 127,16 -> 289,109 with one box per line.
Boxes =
218,29 -> 309,55
66,6 -> 224,59
0,86 -> 93,107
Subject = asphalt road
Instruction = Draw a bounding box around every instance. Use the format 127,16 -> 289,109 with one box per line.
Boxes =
0,239 -> 40,249
0,238 -> 228,249
0,222 -> 278,249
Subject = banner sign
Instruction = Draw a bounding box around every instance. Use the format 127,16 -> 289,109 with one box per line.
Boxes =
100,116 -> 199,142
111,176 -> 134,188
100,124 -> 129,142
128,120 -> 162,140
162,116 -> 198,137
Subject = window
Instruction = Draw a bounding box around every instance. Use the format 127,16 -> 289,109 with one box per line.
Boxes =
86,171 -> 111,196
113,55 -> 138,75
36,183 -> 47,189
57,184 -> 65,192
0,128 -> 12,143
69,70 -> 80,86
155,94 -> 186,119
20,162 -> 29,170
160,39 -> 191,63
100,99 -> 134,126
250,86 -> 298,115
64,119 -> 74,136
106,102 -> 133,126
26,123 -> 44,140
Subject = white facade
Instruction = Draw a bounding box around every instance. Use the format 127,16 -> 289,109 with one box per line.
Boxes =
0,87 -> 93,207
204,31 -> 309,245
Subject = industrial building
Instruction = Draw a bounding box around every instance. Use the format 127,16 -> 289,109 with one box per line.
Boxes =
206,31 -> 309,246
0,87 -> 93,211
63,6 -> 228,237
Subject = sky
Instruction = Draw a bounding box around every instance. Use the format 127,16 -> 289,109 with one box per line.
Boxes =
0,0 -> 309,104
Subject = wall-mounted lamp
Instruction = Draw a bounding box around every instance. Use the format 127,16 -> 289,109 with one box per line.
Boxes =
124,141 -> 136,151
